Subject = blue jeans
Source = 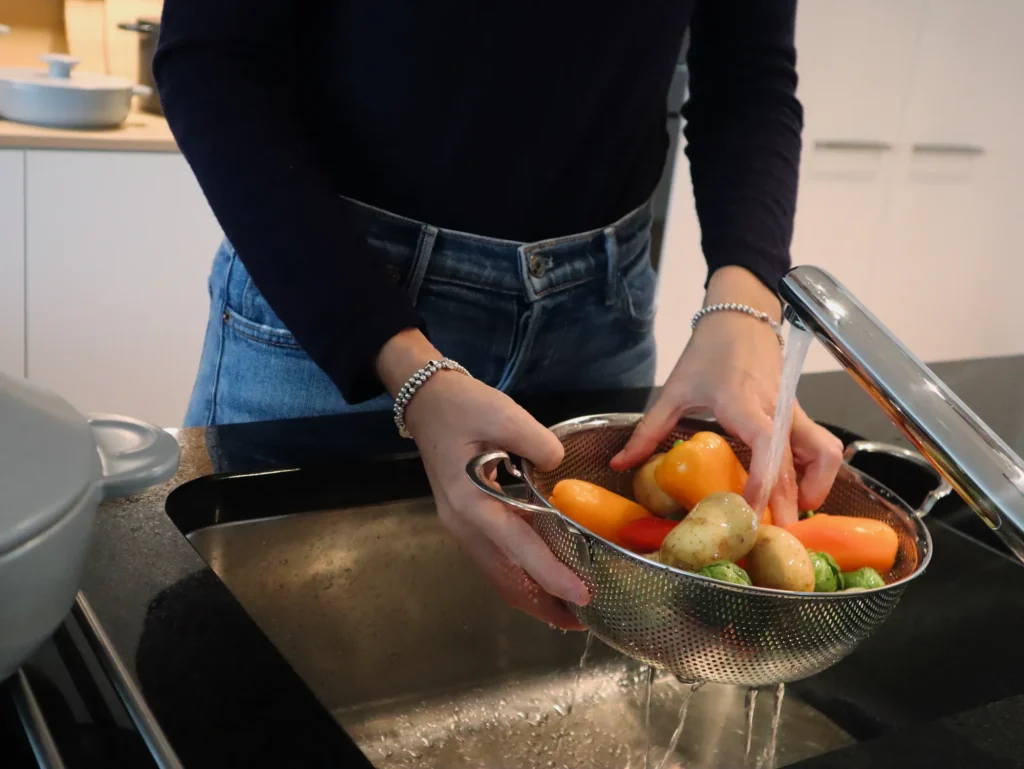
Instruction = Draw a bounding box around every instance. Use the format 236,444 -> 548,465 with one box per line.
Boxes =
184,196 -> 658,426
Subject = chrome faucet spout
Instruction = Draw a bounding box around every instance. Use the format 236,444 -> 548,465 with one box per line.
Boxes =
780,265 -> 1024,563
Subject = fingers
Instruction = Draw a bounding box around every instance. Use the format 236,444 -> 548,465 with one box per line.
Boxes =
444,508 -> 585,630
484,399 -> 564,471
713,395 -> 775,507
449,487 -> 590,607
791,405 -> 844,511
610,396 -> 682,471
765,444 -> 799,527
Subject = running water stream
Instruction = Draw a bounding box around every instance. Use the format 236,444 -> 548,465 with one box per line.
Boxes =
552,631 -> 594,766
743,687 -> 759,764
760,684 -> 786,769
655,681 -> 703,769
750,326 -> 815,516
642,666 -> 655,769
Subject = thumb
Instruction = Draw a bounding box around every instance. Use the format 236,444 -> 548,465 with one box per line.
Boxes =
485,399 -> 565,471
610,397 -> 682,471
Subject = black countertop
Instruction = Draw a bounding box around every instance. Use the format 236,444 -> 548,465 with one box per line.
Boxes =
68,355 -> 1024,768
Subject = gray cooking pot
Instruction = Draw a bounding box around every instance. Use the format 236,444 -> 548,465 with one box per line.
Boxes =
0,53 -> 152,129
118,18 -> 162,116
0,373 -> 179,681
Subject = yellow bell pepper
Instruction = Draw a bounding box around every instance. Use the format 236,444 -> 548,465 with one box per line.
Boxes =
654,432 -> 772,525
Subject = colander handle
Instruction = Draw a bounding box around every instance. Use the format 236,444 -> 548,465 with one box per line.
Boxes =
843,440 -> 954,516
465,451 -> 560,516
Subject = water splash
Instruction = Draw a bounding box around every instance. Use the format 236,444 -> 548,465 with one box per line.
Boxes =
751,326 -> 814,516
655,680 -> 703,769
743,687 -> 759,765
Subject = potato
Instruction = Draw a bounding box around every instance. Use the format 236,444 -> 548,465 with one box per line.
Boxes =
633,453 -> 684,518
659,492 -> 759,571
746,525 -> 816,592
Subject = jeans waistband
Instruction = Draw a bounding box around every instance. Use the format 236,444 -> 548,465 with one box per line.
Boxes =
338,194 -> 653,301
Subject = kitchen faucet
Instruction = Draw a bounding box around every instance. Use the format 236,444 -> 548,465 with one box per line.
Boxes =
780,266 -> 1024,564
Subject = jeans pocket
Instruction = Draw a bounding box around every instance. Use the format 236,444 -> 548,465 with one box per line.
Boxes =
222,263 -> 302,348
617,250 -> 658,332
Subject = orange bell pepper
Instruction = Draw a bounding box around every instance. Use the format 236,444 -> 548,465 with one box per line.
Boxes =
550,479 -> 651,547
654,432 -> 772,525
785,513 -> 898,573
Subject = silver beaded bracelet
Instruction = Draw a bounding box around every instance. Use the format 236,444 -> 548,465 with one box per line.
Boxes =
691,302 -> 785,349
393,358 -> 472,438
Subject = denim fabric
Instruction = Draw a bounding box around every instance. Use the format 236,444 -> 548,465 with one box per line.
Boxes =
184,196 -> 658,426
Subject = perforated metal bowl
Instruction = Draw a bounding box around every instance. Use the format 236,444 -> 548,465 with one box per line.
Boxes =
467,414 -> 943,687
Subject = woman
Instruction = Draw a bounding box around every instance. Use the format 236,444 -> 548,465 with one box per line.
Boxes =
155,0 -> 843,628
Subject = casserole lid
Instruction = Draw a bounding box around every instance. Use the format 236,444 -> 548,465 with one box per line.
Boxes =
0,374 -> 179,556
0,54 -> 138,95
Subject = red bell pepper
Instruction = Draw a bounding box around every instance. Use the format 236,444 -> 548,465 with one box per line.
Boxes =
619,517 -> 678,553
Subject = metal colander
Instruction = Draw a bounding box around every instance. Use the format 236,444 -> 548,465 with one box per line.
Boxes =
467,413 -> 936,687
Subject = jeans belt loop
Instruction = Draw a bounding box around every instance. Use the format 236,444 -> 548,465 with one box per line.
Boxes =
406,224 -> 439,303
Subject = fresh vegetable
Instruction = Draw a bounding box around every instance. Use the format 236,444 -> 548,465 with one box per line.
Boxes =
840,566 -> 886,590
808,550 -> 842,593
549,479 -> 651,548
643,551 -> 662,564
655,432 -> 773,525
633,453 -> 684,518
785,514 -> 899,573
659,492 -> 759,570
697,560 -> 753,586
619,517 -> 678,552
746,525 -> 816,592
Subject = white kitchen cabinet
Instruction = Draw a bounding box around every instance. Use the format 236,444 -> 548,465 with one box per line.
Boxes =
0,150 -> 25,378
25,150 -> 221,426
656,0 -> 930,378
870,0 -> 1024,362
795,0 -> 928,144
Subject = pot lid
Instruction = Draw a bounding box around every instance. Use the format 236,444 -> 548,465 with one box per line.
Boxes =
0,54 -> 138,94
1,374 -> 101,557
0,374 -> 180,556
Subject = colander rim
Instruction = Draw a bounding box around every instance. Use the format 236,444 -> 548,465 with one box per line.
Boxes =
521,411 -> 934,600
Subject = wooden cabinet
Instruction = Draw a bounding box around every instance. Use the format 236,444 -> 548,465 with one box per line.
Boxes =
25,150 -> 221,426
0,150 -> 25,378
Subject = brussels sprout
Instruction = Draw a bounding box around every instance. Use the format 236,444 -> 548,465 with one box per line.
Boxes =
697,560 -> 753,586
808,550 -> 842,592
840,566 -> 886,590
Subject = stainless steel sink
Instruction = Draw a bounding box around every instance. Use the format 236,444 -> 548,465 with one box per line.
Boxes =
187,498 -> 854,768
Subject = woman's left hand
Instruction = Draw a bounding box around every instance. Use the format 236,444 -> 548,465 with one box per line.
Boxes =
610,266 -> 843,526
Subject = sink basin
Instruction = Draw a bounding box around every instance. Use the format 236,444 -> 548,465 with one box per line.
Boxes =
185,497 -> 854,768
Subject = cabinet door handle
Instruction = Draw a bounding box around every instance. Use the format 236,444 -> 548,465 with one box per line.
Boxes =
814,140 -> 893,151
912,143 -> 985,156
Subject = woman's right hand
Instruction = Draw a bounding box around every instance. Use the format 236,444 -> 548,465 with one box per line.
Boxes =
377,330 -> 590,629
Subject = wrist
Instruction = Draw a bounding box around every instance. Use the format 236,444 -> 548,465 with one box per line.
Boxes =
705,266 -> 782,322
375,328 -> 443,398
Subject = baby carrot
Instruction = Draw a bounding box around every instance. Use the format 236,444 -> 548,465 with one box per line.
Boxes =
550,479 -> 651,548
785,513 -> 899,573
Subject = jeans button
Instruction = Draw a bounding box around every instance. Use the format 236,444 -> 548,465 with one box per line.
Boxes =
386,265 -> 402,284
528,253 -> 550,279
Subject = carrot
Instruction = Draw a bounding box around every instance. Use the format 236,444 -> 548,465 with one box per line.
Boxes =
550,479 -> 651,547
785,514 -> 899,573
